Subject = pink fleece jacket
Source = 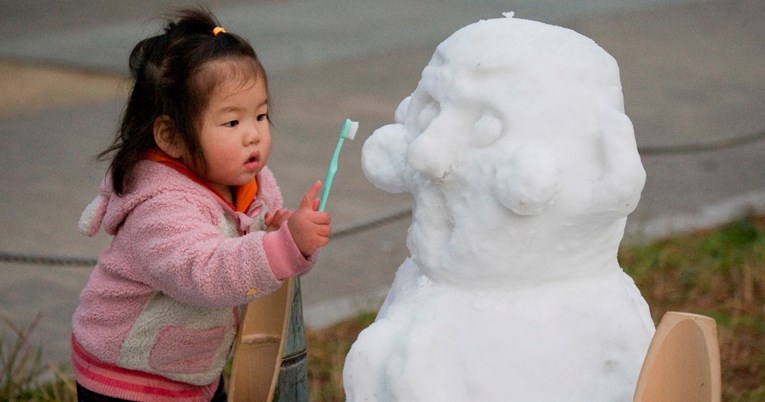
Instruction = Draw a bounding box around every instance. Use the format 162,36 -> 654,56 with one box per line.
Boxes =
72,160 -> 315,396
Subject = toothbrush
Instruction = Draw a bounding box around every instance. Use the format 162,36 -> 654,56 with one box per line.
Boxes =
319,118 -> 358,211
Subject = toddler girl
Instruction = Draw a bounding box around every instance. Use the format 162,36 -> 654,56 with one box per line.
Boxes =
72,7 -> 330,401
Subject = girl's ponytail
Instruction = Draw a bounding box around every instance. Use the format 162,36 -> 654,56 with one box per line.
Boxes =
99,33 -> 170,195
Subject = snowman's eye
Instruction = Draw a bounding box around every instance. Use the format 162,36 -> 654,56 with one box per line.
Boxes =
417,102 -> 440,132
472,113 -> 504,147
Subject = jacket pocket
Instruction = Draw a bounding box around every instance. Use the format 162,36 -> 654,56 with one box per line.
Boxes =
149,325 -> 226,374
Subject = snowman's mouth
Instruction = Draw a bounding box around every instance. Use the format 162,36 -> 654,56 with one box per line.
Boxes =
433,168 -> 452,183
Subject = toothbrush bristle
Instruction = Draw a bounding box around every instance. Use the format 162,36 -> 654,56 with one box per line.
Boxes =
345,121 -> 359,140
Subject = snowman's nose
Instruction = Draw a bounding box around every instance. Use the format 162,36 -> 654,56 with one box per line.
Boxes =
407,132 -> 453,180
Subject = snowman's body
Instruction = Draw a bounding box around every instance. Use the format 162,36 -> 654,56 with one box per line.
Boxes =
344,15 -> 654,402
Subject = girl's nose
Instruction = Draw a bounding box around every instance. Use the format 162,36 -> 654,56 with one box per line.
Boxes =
245,125 -> 260,145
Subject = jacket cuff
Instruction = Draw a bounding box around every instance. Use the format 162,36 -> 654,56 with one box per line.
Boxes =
264,222 -> 316,280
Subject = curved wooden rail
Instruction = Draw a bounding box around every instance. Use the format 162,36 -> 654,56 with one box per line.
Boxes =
228,278 -> 294,402
633,311 -> 721,402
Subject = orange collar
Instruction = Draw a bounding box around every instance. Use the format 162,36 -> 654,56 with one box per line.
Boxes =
144,149 -> 258,213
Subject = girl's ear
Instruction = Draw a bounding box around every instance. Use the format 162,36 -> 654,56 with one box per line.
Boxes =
153,115 -> 184,158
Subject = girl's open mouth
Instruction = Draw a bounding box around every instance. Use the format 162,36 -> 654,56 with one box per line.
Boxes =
244,154 -> 259,170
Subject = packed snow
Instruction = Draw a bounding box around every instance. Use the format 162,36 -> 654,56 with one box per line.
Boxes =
343,14 -> 654,402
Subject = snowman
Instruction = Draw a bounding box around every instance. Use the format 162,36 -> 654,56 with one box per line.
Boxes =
343,14 -> 655,402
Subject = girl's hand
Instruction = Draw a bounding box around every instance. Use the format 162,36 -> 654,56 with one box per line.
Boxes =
265,208 -> 292,232
288,180 -> 331,257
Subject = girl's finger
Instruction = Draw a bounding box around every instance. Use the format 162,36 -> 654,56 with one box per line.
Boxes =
299,180 -> 323,210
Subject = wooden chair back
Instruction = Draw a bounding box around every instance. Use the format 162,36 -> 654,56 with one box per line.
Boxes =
633,311 -> 721,402
228,278 -> 294,402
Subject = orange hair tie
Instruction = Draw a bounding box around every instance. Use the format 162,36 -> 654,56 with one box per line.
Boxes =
212,26 -> 226,36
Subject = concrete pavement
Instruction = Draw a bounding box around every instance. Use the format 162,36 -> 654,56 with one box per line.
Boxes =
1,0 -> 763,369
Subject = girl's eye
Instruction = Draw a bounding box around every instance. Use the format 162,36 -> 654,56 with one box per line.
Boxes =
256,113 -> 269,122
223,120 -> 239,128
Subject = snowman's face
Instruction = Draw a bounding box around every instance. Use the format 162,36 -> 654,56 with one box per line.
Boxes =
400,62 -> 564,286
361,17 -> 645,287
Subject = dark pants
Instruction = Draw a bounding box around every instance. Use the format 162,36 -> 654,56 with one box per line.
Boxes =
76,377 -> 227,402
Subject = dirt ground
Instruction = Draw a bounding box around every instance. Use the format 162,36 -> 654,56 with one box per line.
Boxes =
0,60 -> 125,119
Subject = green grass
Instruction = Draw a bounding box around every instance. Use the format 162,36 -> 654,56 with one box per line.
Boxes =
619,216 -> 765,401
3,217 -> 764,401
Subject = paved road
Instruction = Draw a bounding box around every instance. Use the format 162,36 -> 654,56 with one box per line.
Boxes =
1,0 -> 763,369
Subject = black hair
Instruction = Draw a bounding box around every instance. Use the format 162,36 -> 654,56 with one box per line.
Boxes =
98,6 -> 268,195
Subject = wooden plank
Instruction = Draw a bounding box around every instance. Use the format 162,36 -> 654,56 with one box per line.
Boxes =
228,278 -> 294,402
633,311 -> 721,402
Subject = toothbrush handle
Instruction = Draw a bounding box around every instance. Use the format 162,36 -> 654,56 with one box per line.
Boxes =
319,137 -> 345,211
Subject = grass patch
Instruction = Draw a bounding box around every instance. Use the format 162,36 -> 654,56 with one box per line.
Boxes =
619,216 -> 765,401
1,316 -> 75,402
307,312 -> 377,401
3,217 -> 764,401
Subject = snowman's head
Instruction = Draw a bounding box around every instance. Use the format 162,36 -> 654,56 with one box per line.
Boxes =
362,15 -> 645,287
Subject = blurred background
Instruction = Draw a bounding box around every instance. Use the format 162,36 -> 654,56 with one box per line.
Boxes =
0,0 -> 763,371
